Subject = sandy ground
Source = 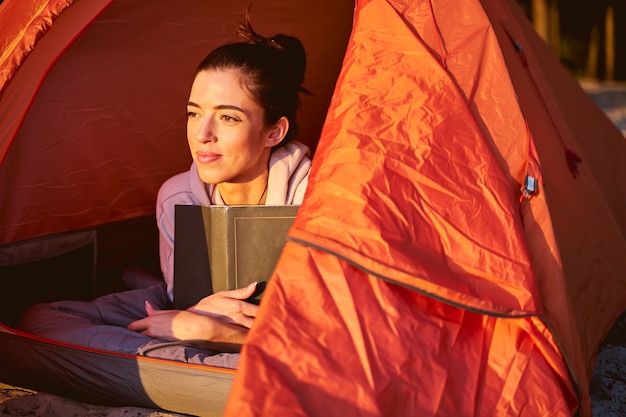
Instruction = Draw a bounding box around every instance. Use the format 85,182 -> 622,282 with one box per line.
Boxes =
0,383 -> 186,417
591,314 -> 626,417
1,81 -> 625,417
581,79 -> 626,135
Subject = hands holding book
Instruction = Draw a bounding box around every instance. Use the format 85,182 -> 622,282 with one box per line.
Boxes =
127,282 -> 260,350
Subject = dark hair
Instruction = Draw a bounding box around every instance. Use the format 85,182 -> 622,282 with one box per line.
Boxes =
196,17 -> 309,142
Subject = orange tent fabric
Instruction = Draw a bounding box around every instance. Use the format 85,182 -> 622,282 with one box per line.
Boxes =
1,0 -> 626,415
226,0 -> 626,416
0,0 -> 353,246
0,0 -> 353,414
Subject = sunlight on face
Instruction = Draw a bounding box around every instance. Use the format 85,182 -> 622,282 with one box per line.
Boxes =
186,69 -> 274,185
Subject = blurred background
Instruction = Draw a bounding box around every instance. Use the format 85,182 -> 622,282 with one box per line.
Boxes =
516,0 -> 625,81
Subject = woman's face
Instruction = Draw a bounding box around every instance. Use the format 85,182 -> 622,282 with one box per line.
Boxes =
186,69 -> 282,185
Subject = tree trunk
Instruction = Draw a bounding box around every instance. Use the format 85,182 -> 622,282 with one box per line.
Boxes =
604,3 -> 615,81
548,0 -> 560,57
586,2 -> 602,79
532,0 -> 549,42
532,0 -> 560,58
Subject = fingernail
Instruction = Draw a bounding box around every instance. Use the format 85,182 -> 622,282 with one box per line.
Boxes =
248,281 -> 257,288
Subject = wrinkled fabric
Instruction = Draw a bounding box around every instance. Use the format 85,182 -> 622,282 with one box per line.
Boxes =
230,245 -> 577,416
18,284 -> 240,369
2,0 -> 626,416
225,0 -> 626,415
0,0 -> 355,414
0,0 -> 76,96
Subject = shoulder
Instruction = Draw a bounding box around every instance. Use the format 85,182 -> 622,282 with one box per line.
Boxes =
157,162 -> 213,206
266,141 -> 311,204
274,140 -> 310,161
270,140 -> 311,172
157,170 -> 194,207
156,164 -> 210,220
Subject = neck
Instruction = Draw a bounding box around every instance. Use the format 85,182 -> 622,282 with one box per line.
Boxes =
218,175 -> 268,206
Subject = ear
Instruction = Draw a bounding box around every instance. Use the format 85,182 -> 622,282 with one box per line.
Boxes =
264,117 -> 289,148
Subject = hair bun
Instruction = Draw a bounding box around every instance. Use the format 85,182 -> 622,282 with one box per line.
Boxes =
270,34 -> 307,85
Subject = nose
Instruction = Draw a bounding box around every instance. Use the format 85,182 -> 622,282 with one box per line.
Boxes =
195,117 -> 217,143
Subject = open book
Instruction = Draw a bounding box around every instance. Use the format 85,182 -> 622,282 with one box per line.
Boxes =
172,204 -> 299,310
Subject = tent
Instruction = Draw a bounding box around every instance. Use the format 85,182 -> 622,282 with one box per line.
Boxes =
0,0 -> 353,415
227,0 -> 626,415
1,0 -> 625,416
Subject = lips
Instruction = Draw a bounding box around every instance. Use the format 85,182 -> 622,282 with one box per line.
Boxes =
196,151 -> 222,164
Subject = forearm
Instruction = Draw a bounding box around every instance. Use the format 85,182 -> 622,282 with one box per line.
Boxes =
129,308 -> 250,347
184,316 -> 249,353
196,315 -> 249,344
169,311 -> 250,346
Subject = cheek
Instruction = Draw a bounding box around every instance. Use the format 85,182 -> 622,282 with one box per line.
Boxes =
187,124 -> 199,149
223,130 -> 254,152
186,122 -> 196,140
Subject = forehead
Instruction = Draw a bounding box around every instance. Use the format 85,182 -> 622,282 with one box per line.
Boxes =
189,69 -> 256,107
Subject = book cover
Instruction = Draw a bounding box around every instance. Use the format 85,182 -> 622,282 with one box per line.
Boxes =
173,204 -> 299,310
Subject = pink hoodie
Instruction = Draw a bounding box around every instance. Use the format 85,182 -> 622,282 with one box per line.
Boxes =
156,140 -> 311,301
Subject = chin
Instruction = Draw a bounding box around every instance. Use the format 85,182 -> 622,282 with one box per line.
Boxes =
196,169 -> 223,185
199,175 -> 223,185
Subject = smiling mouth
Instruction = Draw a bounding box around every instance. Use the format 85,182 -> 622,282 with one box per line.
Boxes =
196,151 -> 222,164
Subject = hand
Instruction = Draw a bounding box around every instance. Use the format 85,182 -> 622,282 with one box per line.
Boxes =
127,302 -> 249,345
187,282 -> 259,329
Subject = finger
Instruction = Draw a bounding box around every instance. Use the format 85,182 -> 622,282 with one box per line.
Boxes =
240,301 -> 259,318
235,314 -> 255,329
128,318 -> 146,332
145,300 -> 158,315
227,281 -> 257,300
146,306 -> 178,317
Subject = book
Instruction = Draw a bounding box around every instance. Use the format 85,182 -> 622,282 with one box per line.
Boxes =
172,204 -> 299,310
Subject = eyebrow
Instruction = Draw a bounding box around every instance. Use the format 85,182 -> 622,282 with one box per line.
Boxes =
187,101 -> 246,114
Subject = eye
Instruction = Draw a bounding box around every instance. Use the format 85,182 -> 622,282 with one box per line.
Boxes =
187,111 -> 201,119
220,114 -> 241,123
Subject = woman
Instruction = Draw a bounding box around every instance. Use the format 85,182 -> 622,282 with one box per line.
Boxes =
19,19 -> 311,368
156,21 -> 311,302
